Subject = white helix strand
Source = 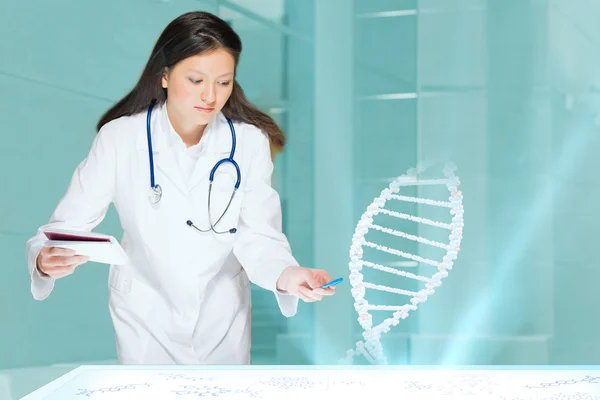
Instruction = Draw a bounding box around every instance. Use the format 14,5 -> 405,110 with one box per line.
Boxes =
368,224 -> 451,250
340,163 -> 465,365
359,261 -> 432,282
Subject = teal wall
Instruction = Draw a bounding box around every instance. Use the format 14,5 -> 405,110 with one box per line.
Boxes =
2,0 -> 600,388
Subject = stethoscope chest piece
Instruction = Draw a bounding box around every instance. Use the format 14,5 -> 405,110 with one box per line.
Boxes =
149,184 -> 163,204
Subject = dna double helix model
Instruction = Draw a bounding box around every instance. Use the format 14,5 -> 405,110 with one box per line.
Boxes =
341,162 -> 465,365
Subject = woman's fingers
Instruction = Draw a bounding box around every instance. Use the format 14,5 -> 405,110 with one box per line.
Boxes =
37,247 -> 90,278
298,286 -> 323,302
312,287 -> 336,296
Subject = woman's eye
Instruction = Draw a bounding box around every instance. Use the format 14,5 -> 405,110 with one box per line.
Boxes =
219,81 -> 231,86
190,78 -> 202,84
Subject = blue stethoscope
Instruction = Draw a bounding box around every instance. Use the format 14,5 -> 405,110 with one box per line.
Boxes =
146,99 -> 241,234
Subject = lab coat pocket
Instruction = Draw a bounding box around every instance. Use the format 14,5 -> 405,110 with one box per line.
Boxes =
230,269 -> 251,319
108,265 -> 132,295
233,269 -> 250,294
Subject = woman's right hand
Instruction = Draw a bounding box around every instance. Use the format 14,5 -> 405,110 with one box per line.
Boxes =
36,247 -> 90,279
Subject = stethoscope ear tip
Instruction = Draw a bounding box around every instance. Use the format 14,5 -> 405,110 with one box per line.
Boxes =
186,220 -> 193,226
229,228 -> 237,234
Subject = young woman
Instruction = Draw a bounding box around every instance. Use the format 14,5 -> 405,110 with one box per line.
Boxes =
26,11 -> 336,365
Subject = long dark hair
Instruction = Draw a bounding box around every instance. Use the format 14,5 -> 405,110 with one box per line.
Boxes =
96,11 -> 286,154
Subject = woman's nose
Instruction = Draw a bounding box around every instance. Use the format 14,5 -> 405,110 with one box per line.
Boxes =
201,86 -> 216,104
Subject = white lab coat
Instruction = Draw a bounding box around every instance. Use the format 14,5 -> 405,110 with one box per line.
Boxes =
25,102 -> 299,364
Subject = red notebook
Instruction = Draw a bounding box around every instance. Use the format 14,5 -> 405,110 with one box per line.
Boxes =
44,231 -> 111,243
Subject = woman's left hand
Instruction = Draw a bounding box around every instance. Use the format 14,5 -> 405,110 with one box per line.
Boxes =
276,266 -> 337,302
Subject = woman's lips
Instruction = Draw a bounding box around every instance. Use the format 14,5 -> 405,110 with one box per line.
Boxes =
194,106 -> 214,113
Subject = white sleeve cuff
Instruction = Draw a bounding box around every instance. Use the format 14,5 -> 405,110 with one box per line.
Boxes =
275,290 -> 299,318
27,235 -> 55,301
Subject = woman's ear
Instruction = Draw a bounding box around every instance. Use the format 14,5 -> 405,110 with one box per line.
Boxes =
161,68 -> 170,89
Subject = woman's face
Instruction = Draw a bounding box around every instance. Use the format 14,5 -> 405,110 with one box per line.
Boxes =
162,48 -> 235,133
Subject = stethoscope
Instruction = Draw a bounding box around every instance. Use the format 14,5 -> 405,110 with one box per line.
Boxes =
146,99 -> 241,234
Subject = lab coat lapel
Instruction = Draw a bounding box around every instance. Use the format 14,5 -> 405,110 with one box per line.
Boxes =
136,102 -> 188,196
188,112 -> 235,193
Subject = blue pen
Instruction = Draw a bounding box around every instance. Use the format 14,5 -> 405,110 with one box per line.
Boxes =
320,277 -> 343,289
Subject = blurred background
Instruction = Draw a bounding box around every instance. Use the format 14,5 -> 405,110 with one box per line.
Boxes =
2,0 -> 600,398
